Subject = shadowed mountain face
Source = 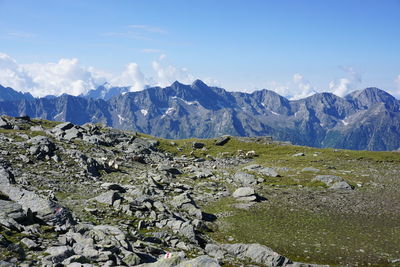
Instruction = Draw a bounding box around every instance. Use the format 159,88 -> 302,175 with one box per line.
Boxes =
0,80 -> 399,150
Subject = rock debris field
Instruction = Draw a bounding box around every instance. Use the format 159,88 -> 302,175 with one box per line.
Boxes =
0,115 -> 399,266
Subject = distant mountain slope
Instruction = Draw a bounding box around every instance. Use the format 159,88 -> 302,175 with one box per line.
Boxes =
0,80 -> 399,150
81,82 -> 131,100
0,84 -> 34,101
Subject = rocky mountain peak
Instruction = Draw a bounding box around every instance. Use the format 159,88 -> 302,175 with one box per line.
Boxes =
191,79 -> 208,89
0,82 -> 399,150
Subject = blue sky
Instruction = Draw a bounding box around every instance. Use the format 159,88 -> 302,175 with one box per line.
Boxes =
0,0 -> 399,98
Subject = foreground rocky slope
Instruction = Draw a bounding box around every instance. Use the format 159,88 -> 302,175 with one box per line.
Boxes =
0,115 -> 399,266
0,81 -> 400,150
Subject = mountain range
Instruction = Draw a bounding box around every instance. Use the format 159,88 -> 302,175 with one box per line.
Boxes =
0,80 -> 399,151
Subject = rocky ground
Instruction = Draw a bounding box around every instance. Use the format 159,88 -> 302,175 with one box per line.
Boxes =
0,115 -> 399,266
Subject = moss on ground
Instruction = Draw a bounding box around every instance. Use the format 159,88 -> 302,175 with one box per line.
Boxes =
204,198 -> 400,266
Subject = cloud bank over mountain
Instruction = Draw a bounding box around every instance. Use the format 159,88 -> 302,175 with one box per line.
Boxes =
0,52 -> 399,99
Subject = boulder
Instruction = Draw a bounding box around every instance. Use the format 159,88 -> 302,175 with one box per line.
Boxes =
313,175 -> 344,186
0,117 -> 11,129
0,167 -> 15,185
93,191 -> 121,205
0,199 -> 29,230
232,187 -> 255,198
20,238 -> 39,249
0,184 -> 74,226
218,243 -> 291,266
53,122 -> 75,132
27,136 -> 56,160
178,255 -> 220,267
192,142 -> 205,149
87,225 -> 130,250
330,181 -> 353,190
215,136 -> 230,146
45,246 -> 75,264
233,172 -> 257,185
64,127 -> 83,141
100,183 -> 126,193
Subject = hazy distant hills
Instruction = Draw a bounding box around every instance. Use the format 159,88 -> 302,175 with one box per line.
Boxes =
0,80 -> 399,151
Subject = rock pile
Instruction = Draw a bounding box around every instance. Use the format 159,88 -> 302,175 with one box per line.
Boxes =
0,116 -> 329,266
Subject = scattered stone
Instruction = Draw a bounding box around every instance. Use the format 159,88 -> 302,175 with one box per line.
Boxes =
302,167 -> 320,172
20,238 -> 39,249
215,136 -> 230,146
93,191 -> 121,205
232,172 -> 257,185
313,175 -> 344,186
232,187 -> 255,198
243,164 -> 279,177
330,181 -> 353,190
45,245 -> 75,264
0,117 -> 11,129
192,142 -> 205,149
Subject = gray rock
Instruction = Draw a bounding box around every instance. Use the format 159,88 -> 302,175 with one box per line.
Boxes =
122,252 -> 141,265
292,153 -> 305,157
20,238 -> 39,249
53,122 -> 75,132
233,172 -> 257,185
30,125 -> 44,132
87,225 -> 129,250
302,167 -> 320,172
170,193 -> 193,208
313,175 -> 344,186
178,255 -> 220,267
215,136 -> 230,146
136,253 -> 184,267
93,191 -> 120,205
45,245 -> 75,263
62,255 -> 90,265
0,167 -> 15,185
235,196 -> 257,202
220,243 -> 291,266
0,184 -> 74,226
192,142 -> 205,149
100,183 -> 126,193
27,136 -> 56,160
258,167 -> 279,177
243,164 -> 279,177
330,181 -> 353,190
0,117 -> 11,129
232,187 -> 255,198
0,200 -> 28,230
157,165 -> 182,175
64,127 -> 83,140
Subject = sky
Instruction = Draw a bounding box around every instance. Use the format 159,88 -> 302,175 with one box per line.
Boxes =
0,0 -> 399,98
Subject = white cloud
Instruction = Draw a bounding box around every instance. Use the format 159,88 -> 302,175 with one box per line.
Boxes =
0,53 -> 106,97
328,66 -> 361,97
129,25 -> 167,35
0,52 -> 200,97
328,78 -> 352,97
111,63 -> 145,92
291,73 -> 316,99
141,48 -> 162,54
151,55 -> 195,87
0,53 -> 36,92
22,58 -> 105,97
